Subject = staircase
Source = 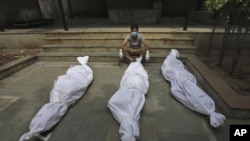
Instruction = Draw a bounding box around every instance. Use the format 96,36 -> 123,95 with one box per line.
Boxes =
37,30 -> 197,63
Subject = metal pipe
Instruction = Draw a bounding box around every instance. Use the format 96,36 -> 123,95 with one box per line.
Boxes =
67,0 -> 74,19
183,0 -> 193,31
58,0 -> 68,31
0,22 -> 4,32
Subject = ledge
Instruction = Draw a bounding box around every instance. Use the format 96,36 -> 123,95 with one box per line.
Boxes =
0,56 -> 37,80
183,54 -> 250,119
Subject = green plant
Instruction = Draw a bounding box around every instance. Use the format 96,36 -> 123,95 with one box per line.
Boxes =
204,0 -> 227,11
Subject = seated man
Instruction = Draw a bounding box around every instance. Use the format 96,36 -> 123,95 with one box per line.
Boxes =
119,24 -> 150,62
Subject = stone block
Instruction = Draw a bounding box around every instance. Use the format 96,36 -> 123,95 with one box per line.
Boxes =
108,9 -> 158,24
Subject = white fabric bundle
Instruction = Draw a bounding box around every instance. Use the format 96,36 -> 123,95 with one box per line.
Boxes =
19,56 -> 93,141
108,57 -> 149,141
161,49 -> 226,128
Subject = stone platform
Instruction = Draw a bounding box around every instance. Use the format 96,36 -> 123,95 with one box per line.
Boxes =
1,59 -> 248,141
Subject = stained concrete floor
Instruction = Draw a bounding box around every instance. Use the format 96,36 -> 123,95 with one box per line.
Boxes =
0,61 -> 249,141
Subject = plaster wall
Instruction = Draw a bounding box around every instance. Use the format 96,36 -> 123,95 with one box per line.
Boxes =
0,34 -> 44,51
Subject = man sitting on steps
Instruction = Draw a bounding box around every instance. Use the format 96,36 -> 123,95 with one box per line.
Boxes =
119,24 -> 150,63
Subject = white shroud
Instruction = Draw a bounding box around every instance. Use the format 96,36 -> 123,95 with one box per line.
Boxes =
161,49 -> 225,128
19,56 -> 93,141
108,57 -> 149,141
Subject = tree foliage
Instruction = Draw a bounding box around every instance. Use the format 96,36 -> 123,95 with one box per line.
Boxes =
204,0 -> 227,11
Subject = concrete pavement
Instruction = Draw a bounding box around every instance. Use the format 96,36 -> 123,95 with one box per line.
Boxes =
0,61 -> 249,141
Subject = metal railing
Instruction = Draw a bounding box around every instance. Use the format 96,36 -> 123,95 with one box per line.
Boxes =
58,0 -> 74,31
0,22 -> 4,32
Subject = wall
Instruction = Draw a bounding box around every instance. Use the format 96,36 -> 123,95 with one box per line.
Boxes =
0,33 -> 44,50
71,0 -> 107,17
189,33 -> 224,50
0,0 -> 40,27
0,0 -> 214,28
106,0 -> 153,9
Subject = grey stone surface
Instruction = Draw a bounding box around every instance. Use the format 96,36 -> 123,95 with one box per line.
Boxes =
1,61 -> 249,141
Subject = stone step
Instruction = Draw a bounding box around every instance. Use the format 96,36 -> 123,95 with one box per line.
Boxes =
41,44 -> 197,54
36,52 -> 186,63
41,31 -> 196,63
0,56 -> 37,80
184,55 -> 250,118
44,37 -> 194,46
45,32 -> 192,38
